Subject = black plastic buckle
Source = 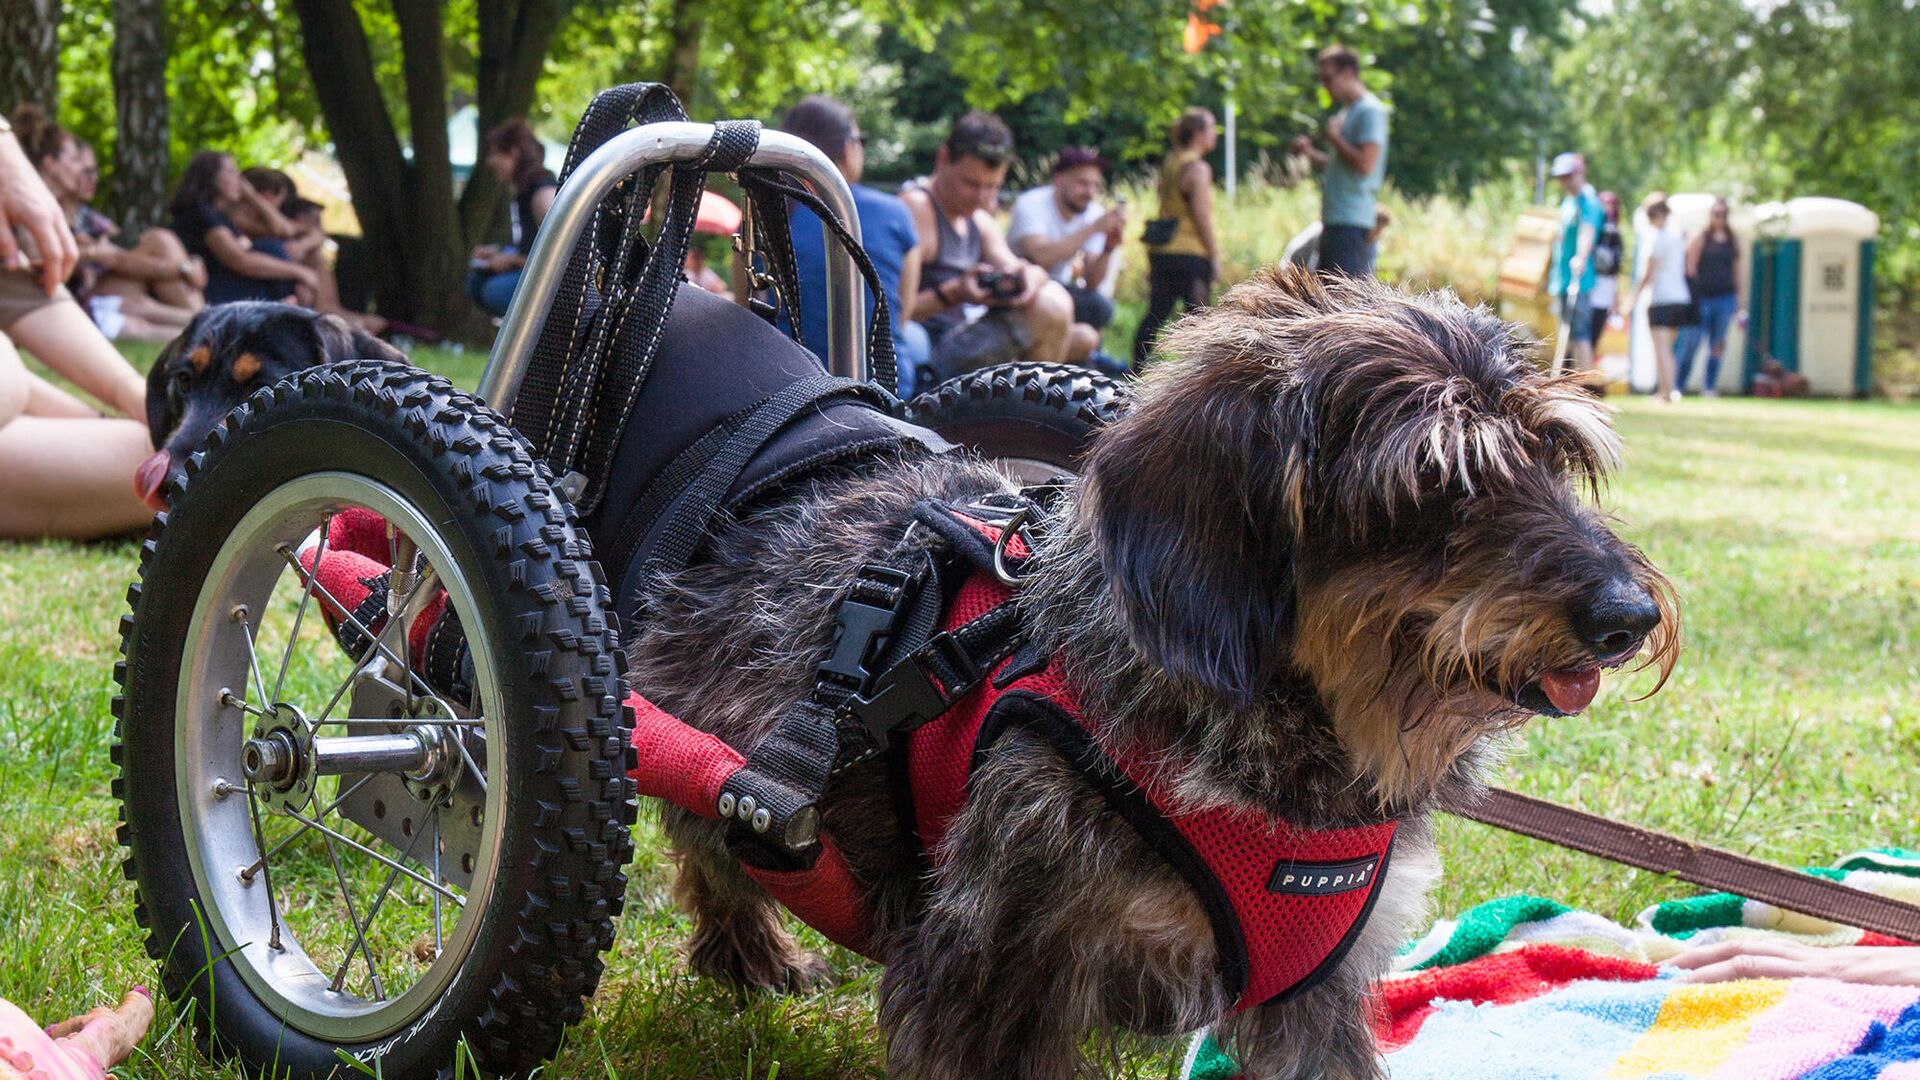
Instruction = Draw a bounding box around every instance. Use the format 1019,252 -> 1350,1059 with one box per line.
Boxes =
848,656 -> 950,752
818,564 -> 916,687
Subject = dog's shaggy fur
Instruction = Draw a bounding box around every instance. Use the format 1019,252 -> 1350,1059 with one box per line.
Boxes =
625,268 -> 1678,1080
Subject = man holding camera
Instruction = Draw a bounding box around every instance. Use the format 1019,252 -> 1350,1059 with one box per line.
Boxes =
901,111 -> 1077,383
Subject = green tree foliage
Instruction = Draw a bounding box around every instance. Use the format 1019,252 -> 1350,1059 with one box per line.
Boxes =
1559,0 -> 1920,295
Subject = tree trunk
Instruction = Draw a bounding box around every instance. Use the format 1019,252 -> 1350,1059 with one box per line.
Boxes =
459,0 -> 568,246
110,0 -> 169,230
662,0 -> 702,111
0,0 -> 61,114
290,0 -> 429,325
393,0 -> 463,329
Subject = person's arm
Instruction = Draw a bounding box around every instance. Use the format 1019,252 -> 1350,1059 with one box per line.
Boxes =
83,234 -> 194,283
897,241 -> 922,324
0,128 -> 76,294
1570,217 -> 1597,288
528,185 -> 556,228
901,191 -> 968,321
205,224 -> 316,288
977,211 -> 1049,304
1183,159 -> 1221,275
1081,230 -> 1117,291
1685,232 -> 1704,279
1324,115 -> 1382,177
1669,940 -> 1920,986
237,183 -> 300,240
1012,208 -> 1114,273
1631,245 -> 1660,309
1289,134 -> 1329,171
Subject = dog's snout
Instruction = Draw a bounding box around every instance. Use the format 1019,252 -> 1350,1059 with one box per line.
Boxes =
1573,579 -> 1661,660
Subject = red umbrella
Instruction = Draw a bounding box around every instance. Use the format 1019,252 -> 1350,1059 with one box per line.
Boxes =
696,190 -> 743,236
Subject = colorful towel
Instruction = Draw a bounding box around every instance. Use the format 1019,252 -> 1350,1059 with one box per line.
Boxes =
1185,849 -> 1920,1079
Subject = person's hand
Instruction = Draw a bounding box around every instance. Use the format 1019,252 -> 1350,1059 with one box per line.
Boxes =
1736,309 -> 1749,328
290,263 -> 320,290
183,255 -> 207,289
1097,206 -> 1127,236
25,987 -> 155,1077
1005,263 -> 1048,307
1289,134 -> 1314,156
1569,254 -> 1587,281
471,243 -> 499,262
485,251 -> 522,274
1668,940 -> 1920,986
1211,256 -> 1224,282
1325,111 -> 1347,141
0,131 -> 77,295
947,266 -> 992,306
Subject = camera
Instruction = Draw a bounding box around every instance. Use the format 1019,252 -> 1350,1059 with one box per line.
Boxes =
974,269 -> 1025,301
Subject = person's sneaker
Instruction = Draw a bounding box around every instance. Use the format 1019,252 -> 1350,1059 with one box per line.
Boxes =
1666,389 -> 1683,402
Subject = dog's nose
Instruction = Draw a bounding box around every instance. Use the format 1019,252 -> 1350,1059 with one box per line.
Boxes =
1573,579 -> 1660,660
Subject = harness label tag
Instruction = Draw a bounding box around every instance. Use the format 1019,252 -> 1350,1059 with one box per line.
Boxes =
1267,854 -> 1382,896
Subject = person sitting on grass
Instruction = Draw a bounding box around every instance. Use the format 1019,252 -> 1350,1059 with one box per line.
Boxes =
900,111 -> 1080,383
0,114 -> 158,539
1007,145 -> 1127,374
235,166 -> 385,334
12,106 -> 203,342
168,150 -> 317,306
466,118 -> 557,318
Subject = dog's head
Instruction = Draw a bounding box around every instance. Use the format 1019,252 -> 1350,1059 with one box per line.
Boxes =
1083,268 -> 1677,803
138,302 -> 405,509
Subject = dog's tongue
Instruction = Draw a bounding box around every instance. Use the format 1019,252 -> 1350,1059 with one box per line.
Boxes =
135,450 -> 171,512
1539,668 -> 1601,714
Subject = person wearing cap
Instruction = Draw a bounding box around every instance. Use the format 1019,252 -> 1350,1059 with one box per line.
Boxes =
1289,45 -> 1389,278
1007,146 -> 1125,335
901,111 -> 1077,384
1549,151 -> 1606,371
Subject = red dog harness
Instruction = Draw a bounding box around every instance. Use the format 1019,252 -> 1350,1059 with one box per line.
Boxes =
304,499 -> 1398,1012
894,509 -> 1399,1012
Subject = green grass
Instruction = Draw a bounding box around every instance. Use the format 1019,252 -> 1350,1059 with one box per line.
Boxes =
1,344 -> 1916,1077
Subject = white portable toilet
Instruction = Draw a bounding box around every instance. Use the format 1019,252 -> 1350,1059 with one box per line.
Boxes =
1627,193 -> 1757,394
1746,198 -> 1880,396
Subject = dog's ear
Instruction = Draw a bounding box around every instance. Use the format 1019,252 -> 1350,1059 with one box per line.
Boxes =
310,312 -> 407,366
145,333 -> 182,449
1079,357 -> 1306,706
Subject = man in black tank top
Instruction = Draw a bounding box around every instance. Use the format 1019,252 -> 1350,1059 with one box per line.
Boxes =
899,112 -> 1084,385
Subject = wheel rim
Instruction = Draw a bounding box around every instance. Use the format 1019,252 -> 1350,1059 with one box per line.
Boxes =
173,470 -> 506,1042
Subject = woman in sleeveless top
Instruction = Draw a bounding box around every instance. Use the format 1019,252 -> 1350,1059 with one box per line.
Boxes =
467,119 -> 559,317
1674,196 -> 1744,396
1132,107 -> 1219,366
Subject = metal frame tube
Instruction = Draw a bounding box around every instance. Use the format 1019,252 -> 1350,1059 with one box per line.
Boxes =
477,122 -> 867,412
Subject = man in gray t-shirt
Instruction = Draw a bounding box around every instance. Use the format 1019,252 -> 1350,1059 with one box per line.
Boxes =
1289,44 -> 1389,278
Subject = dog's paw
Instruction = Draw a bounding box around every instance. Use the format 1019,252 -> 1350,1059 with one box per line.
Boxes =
687,927 -> 833,994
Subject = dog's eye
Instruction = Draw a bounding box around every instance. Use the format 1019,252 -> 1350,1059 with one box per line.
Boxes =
167,368 -> 190,403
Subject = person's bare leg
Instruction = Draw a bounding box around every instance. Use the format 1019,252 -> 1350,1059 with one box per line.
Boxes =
1574,339 -> 1595,370
93,283 -> 196,332
1064,323 -> 1100,362
1652,327 -> 1677,399
0,336 -> 153,538
8,300 -> 147,418
127,228 -> 206,310
25,368 -> 99,418
1021,280 -> 1074,362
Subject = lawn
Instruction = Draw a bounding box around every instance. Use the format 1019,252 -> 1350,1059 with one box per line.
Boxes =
0,346 -> 1915,1077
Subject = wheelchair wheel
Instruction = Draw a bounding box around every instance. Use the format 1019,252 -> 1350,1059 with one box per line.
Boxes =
113,360 -> 635,1079
903,362 -> 1128,483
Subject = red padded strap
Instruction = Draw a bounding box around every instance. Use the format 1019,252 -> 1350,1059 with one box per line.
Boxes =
627,691 -> 745,818
741,834 -> 877,957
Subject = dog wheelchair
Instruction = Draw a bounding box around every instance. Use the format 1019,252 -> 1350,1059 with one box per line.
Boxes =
112,85 -> 1124,1079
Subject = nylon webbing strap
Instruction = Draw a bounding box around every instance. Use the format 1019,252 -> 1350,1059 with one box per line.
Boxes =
513,82 -> 689,457
747,172 -> 899,393
1453,786 -> 1920,941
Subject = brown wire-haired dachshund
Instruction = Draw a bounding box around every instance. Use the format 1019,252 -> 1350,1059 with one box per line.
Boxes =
137,302 -> 404,510
634,268 -> 1678,1079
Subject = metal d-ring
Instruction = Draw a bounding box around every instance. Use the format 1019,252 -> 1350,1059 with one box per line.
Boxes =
991,507 -> 1034,587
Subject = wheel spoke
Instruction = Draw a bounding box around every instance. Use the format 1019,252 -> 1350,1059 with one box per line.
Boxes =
219,689 -> 267,718
330,801 -> 434,993
242,782 -> 285,951
239,772 -> 376,883
237,610 -> 272,713
281,805 -> 466,907
315,821 -> 384,998
431,808 -> 444,956
272,514 -> 330,707
276,548 -> 464,726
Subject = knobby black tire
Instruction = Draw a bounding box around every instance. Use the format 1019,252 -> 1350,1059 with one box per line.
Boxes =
901,362 -> 1128,475
112,360 -> 637,1079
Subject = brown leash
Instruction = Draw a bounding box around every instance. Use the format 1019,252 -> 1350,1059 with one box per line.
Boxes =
1449,787 -> 1920,942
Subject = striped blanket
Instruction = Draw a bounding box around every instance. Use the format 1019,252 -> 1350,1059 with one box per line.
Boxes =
1185,850 -> 1920,1079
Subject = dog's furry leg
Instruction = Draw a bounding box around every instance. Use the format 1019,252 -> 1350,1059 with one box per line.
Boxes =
880,732 -> 1221,1080
663,808 -> 831,993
